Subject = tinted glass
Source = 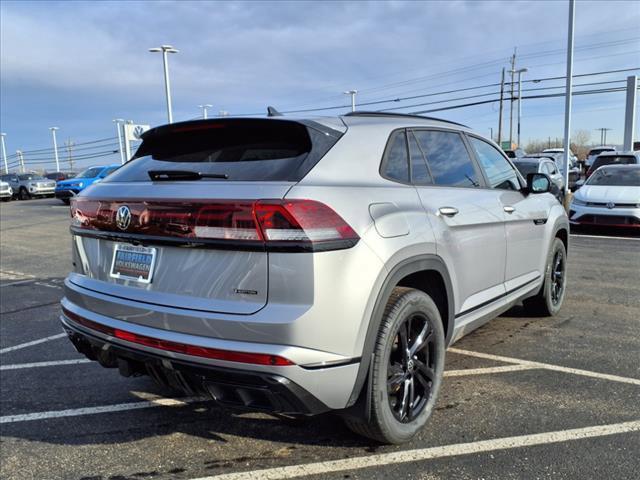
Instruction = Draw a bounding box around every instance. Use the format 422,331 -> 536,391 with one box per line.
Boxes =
547,162 -> 558,174
514,162 -> 538,177
382,130 -> 409,183
107,119 -> 342,182
101,167 -> 119,177
413,130 -> 479,187
587,167 -> 640,186
407,131 -> 432,184
592,156 -> 636,170
77,167 -> 104,178
18,174 -> 44,180
469,137 -> 519,190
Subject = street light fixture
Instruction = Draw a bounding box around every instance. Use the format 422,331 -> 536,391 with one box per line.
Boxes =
198,104 -> 213,119
149,45 -> 179,123
49,127 -> 60,172
343,90 -> 358,112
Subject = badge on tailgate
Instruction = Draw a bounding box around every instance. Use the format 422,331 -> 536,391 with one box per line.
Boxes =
110,244 -> 157,284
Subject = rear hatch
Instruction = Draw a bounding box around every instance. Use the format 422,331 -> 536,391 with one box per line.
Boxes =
69,118 -> 346,315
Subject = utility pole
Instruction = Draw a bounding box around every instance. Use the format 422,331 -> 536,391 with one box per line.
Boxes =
149,45 -> 179,123
65,139 -> 75,171
509,48 -> 516,146
595,128 -> 612,145
49,127 -> 60,172
489,127 -> 494,141
561,0 -> 575,197
0,133 -> 8,173
198,104 -> 213,119
344,90 -> 358,112
17,150 -> 25,172
623,75 -> 637,151
113,119 -> 125,164
497,67 -> 505,146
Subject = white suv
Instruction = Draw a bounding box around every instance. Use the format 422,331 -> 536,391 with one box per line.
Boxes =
61,112 -> 569,443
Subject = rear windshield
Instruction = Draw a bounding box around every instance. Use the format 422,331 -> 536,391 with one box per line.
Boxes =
589,148 -> 615,155
18,174 -> 44,180
587,167 -> 640,186
105,119 -> 344,183
513,162 -> 538,176
592,156 -> 636,170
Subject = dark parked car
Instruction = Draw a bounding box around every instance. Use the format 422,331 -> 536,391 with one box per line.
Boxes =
46,171 -> 77,181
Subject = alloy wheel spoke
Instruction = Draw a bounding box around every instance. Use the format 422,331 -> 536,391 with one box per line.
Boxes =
398,378 -> 411,420
415,358 -> 435,382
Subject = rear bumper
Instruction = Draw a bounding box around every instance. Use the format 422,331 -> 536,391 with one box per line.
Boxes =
59,298 -> 361,412
62,317 -> 329,415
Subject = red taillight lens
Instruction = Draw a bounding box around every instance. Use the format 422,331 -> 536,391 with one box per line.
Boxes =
71,198 -> 359,251
62,307 -> 294,366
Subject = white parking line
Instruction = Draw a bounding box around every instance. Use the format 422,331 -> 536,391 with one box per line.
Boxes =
196,420 -> 640,480
0,394 -> 208,424
0,359 -> 91,371
570,233 -> 640,241
444,364 -> 538,377
0,333 -> 66,354
449,348 -> 640,386
0,279 -> 35,288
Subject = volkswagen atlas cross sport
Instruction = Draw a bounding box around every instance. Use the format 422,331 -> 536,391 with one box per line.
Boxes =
61,113 -> 569,443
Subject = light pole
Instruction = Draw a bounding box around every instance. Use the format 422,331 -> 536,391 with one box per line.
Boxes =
344,90 -> 358,112
561,0 -> 575,198
49,127 -> 60,172
17,150 -> 25,173
512,67 -> 528,147
113,119 -> 125,164
149,45 -> 179,123
0,133 -> 8,173
198,104 -> 213,119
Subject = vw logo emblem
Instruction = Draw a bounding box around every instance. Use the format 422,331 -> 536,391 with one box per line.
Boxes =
115,205 -> 132,230
133,126 -> 145,139
606,202 -> 615,209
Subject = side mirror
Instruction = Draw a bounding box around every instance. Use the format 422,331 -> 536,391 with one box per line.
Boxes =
526,173 -> 551,194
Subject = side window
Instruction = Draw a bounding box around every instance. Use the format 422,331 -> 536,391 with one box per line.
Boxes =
547,162 -> 557,175
540,163 -> 549,174
468,136 -> 520,190
381,130 -> 409,183
407,131 -> 433,185
413,130 -> 480,187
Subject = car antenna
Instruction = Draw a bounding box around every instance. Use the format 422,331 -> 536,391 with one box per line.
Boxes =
267,106 -> 283,117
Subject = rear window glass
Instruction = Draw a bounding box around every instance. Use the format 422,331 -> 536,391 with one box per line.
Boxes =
592,156 -> 636,170
77,167 -> 104,178
105,119 -> 343,182
381,130 -> 410,183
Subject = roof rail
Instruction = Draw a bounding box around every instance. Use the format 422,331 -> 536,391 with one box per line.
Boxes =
343,111 -> 469,128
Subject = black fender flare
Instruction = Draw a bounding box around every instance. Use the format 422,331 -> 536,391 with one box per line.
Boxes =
345,254 -> 455,408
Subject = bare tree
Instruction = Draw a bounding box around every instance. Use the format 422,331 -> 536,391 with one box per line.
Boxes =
571,129 -> 591,161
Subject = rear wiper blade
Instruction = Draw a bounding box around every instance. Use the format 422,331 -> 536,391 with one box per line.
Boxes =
148,170 -> 228,181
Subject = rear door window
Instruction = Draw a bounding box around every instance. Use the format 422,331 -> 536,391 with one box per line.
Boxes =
468,136 -> 520,190
407,131 -> 433,185
105,119 -> 344,183
412,130 -> 481,188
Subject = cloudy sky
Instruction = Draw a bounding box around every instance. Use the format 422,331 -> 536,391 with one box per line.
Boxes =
1,0 -> 639,171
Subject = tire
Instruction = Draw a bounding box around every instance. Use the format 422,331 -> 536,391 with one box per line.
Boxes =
344,287 -> 445,444
523,237 -> 567,316
18,188 -> 30,200
61,198 -> 70,205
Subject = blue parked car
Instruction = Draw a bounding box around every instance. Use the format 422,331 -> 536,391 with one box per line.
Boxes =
55,164 -> 120,204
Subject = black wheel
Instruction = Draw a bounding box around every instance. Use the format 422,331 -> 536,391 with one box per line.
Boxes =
61,198 -> 70,205
18,187 -> 30,200
523,237 -> 567,316
344,287 -> 445,444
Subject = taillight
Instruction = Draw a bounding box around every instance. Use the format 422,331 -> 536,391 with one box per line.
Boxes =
62,307 -> 294,366
70,198 -> 359,252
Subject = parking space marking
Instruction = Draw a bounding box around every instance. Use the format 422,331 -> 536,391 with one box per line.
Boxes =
570,233 -> 640,241
0,279 -> 36,288
444,364 -> 538,377
0,394 -> 208,424
0,333 -> 66,354
198,420 -> 640,480
449,348 -> 640,386
0,359 -> 91,371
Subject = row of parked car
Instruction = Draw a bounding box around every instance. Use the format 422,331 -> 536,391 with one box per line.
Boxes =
503,146 -> 639,229
0,164 -> 120,204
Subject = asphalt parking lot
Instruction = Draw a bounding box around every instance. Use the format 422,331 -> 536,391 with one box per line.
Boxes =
1,198 -> 639,480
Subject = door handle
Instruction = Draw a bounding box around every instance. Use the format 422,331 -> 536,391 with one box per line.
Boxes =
504,206 -> 516,214
438,207 -> 459,217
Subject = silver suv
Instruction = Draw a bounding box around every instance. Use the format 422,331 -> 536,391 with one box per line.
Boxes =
61,113 -> 569,443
